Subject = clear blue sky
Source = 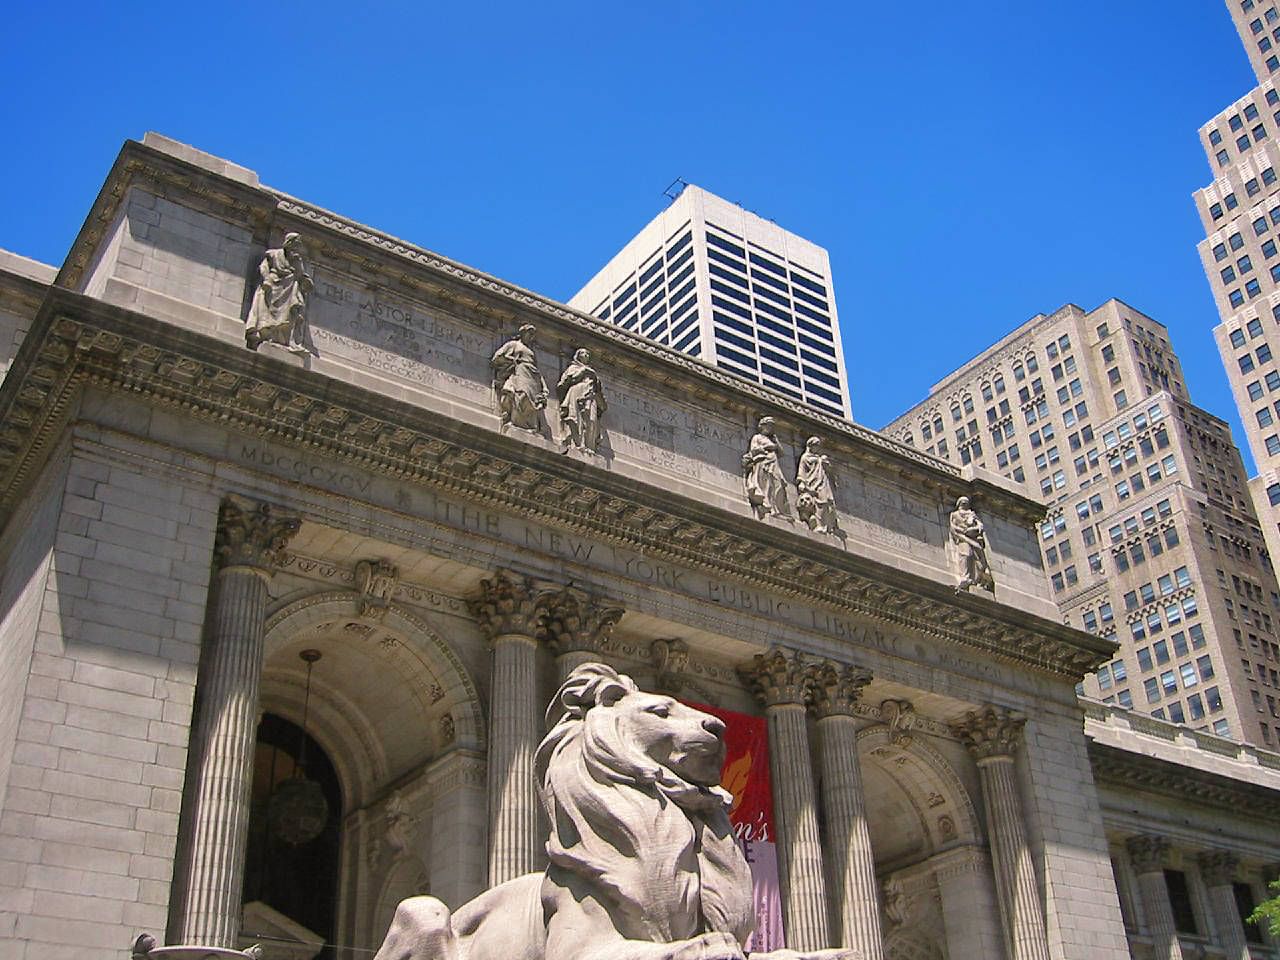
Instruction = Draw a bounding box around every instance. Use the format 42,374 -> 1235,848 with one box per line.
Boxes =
0,3 -> 1259,464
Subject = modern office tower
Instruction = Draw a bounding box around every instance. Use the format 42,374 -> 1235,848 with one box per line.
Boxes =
568,184 -> 853,419
1196,3 -> 1280,572
886,299 -> 1280,748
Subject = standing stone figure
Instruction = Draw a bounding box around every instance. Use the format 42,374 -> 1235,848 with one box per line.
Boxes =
742,416 -> 791,521
949,496 -> 995,594
245,232 -> 312,354
795,436 -> 839,535
491,324 -> 548,434
557,348 -> 607,453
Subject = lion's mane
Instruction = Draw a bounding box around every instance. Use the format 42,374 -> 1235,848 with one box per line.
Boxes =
533,665 -> 755,946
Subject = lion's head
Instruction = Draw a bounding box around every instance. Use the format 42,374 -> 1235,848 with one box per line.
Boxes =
534,664 -> 755,945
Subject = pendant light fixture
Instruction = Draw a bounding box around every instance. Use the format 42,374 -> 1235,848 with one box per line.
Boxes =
267,649 -> 330,845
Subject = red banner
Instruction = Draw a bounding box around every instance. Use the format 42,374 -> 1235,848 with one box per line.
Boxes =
692,702 -> 784,951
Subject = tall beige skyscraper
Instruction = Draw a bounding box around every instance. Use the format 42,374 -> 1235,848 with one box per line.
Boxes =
886,299 -> 1280,748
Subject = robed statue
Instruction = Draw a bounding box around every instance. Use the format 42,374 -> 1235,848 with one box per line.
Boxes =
949,496 -> 995,594
557,348 -> 606,454
796,436 -> 839,535
245,233 -> 312,354
491,324 -> 549,434
742,417 -> 791,521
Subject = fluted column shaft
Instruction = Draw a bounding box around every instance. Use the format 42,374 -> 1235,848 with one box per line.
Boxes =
1126,835 -> 1184,960
1200,852 -> 1248,960
955,707 -> 1050,960
176,497 -> 298,946
743,649 -> 831,952
811,663 -> 883,959
486,633 -> 540,884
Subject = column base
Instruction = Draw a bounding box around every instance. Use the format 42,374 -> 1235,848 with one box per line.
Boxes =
134,934 -> 263,960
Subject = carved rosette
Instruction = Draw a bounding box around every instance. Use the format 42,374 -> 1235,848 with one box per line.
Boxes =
1126,834 -> 1172,874
1197,850 -> 1239,887
809,661 -> 872,718
469,570 -> 545,640
952,705 -> 1025,762
741,648 -> 814,707
540,588 -> 624,657
213,495 -> 301,573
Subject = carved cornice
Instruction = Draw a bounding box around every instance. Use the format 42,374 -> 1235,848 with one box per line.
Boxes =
468,569 -> 545,640
214,494 -> 300,572
809,661 -> 873,718
952,705 -> 1025,761
540,587 -> 624,657
1125,834 -> 1171,874
741,648 -> 813,708
1090,741 -> 1280,823
0,291 -> 1116,681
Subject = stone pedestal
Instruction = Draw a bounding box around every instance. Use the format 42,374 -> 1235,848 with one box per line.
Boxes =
471,571 -> 546,886
1127,836 -> 1184,960
954,706 -> 1050,960
1199,851 -> 1248,960
174,497 -> 300,947
742,649 -> 831,952
812,662 -> 883,959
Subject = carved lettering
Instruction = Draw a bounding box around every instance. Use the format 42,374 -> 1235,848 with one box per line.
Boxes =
239,444 -> 372,493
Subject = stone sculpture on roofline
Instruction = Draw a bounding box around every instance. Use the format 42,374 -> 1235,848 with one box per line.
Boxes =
373,662 -> 859,960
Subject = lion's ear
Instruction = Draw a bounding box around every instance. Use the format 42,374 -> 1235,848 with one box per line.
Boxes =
547,662 -> 638,726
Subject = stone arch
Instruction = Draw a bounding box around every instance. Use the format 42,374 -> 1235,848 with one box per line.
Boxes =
857,725 -> 980,865
261,592 -> 486,805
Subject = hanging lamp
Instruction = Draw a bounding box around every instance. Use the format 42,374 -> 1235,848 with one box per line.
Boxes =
267,649 -> 330,845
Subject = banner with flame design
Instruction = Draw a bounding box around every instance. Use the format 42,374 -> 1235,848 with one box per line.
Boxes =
692,702 -> 783,951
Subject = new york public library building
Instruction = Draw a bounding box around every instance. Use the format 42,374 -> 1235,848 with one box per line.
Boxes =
0,135 -> 1278,960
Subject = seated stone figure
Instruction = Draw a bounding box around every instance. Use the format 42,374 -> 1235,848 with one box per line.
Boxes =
374,663 -> 856,960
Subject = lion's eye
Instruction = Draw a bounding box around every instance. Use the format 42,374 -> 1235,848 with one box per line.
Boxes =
646,704 -> 670,718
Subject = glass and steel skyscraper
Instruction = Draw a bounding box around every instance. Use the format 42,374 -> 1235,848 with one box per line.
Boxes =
569,184 -> 852,419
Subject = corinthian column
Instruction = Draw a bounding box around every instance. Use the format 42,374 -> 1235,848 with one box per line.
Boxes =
811,662 -> 883,960
741,649 -> 831,951
470,570 -> 546,886
175,496 -> 300,946
540,587 -> 624,678
953,706 -> 1050,960
1199,851 -> 1248,960
1126,835 -> 1184,960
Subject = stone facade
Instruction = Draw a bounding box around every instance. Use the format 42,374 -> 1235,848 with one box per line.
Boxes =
886,300 -> 1280,750
0,135 -> 1274,960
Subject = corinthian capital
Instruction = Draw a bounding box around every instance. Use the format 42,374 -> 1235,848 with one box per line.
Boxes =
1197,850 -> 1239,887
952,705 -> 1025,761
809,661 -> 872,718
741,648 -> 813,708
540,587 -> 624,656
1126,834 -> 1171,874
469,570 -> 546,639
214,495 -> 300,572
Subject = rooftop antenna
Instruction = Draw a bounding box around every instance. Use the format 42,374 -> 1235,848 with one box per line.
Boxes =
663,177 -> 688,204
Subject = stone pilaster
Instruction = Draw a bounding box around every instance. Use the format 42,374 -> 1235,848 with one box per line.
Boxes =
470,570 -> 546,886
953,706 -> 1050,960
1199,851 -> 1248,960
1126,836 -> 1184,960
810,661 -> 883,959
175,496 -> 300,946
741,649 -> 831,951
540,586 -> 624,677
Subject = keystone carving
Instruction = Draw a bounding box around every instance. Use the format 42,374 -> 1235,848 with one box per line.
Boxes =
740,648 -> 812,707
879,698 -> 919,745
213,495 -> 301,572
952,704 -> 1024,760
355,559 -> 399,620
809,661 -> 872,718
651,638 -> 691,692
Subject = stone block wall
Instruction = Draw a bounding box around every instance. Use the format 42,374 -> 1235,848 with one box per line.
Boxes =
0,431 -> 220,959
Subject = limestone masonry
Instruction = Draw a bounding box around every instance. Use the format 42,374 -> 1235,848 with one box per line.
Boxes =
0,134 -> 1276,960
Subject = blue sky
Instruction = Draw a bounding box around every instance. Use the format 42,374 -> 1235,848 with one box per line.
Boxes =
0,3 -> 1259,463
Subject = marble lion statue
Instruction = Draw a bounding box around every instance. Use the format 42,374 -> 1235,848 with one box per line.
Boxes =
374,663 -> 857,960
